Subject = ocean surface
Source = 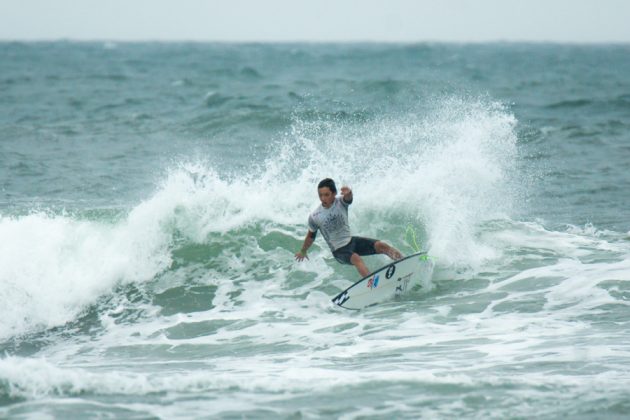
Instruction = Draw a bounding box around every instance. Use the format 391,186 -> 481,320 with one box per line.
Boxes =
1,42 -> 629,419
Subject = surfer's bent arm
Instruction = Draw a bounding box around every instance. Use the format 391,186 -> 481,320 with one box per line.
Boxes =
341,186 -> 353,204
295,230 -> 316,261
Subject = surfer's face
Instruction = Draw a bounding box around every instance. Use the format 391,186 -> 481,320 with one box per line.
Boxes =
318,187 -> 336,208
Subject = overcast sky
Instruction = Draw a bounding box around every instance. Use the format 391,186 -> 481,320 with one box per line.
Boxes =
1,0 -> 630,43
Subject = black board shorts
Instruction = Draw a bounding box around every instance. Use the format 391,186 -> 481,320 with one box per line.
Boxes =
332,236 -> 378,265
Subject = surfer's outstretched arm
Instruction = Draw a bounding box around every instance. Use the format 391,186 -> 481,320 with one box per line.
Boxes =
295,230 -> 316,261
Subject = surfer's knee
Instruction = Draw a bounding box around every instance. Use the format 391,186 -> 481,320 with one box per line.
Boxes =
374,241 -> 389,254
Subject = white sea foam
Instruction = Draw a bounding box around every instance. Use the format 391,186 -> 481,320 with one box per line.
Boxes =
137,95 -> 519,272
267,96 -> 520,269
0,356 -> 476,398
2,351 -> 629,404
0,209 -> 171,340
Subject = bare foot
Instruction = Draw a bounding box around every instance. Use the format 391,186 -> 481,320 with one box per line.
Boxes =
376,241 -> 403,261
388,248 -> 403,260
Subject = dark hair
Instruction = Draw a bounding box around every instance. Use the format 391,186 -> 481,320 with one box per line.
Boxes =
317,178 -> 337,194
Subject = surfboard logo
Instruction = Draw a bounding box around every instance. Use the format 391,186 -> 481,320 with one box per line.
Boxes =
385,265 -> 396,279
395,273 -> 413,295
333,292 -> 350,305
367,274 -> 379,289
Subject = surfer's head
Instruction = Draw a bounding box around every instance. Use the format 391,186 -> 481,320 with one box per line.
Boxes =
317,178 -> 337,208
318,178 -> 337,194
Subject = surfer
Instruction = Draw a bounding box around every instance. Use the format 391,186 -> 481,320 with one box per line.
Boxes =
295,178 -> 402,277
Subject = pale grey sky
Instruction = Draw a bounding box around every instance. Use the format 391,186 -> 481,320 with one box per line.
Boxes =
1,0 -> 629,43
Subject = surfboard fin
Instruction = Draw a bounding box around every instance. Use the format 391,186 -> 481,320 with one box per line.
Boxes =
405,224 -> 435,262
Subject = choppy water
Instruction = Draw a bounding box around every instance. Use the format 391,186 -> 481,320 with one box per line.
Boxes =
1,42 -> 630,419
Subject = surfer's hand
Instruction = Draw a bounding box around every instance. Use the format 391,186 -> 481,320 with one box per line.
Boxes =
295,250 -> 309,261
340,186 -> 353,203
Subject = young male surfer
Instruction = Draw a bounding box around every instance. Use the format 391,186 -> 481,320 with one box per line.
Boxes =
295,178 -> 403,277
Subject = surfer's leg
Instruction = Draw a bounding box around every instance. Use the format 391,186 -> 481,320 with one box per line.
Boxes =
350,253 -> 370,277
374,241 -> 403,260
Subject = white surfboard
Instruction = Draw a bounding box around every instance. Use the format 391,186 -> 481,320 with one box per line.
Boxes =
331,252 -> 433,310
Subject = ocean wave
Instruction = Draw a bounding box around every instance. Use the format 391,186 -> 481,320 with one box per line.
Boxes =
0,208 -> 172,341
203,91 -> 231,107
546,95 -> 630,112
2,354 -> 629,420
545,99 -> 593,109
0,356 -> 478,399
613,93 -> 630,109
2,353 -> 624,401
0,96 -> 522,340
